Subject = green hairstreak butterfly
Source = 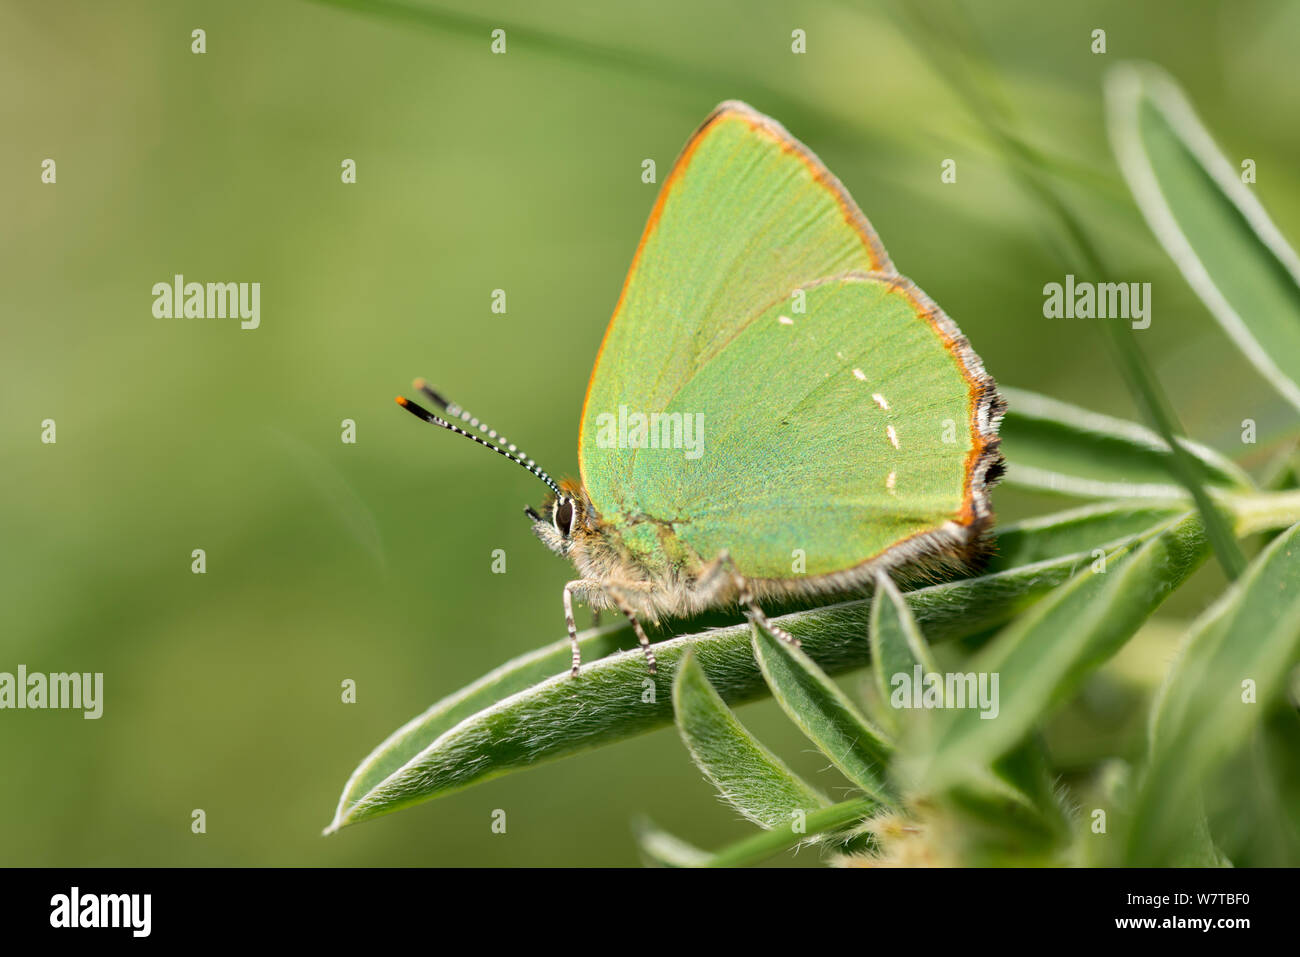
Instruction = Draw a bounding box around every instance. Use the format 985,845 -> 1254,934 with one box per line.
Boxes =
398,101 -> 1004,676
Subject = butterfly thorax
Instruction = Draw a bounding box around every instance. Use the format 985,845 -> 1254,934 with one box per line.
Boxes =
529,479 -> 719,623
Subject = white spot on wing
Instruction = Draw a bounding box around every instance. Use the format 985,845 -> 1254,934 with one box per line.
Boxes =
852,368 -> 866,381
886,470 -> 897,494
886,425 -> 900,449
872,393 -> 890,410
778,315 -> 794,326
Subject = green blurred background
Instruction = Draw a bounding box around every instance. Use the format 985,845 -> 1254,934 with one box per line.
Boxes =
3,0 -> 1297,865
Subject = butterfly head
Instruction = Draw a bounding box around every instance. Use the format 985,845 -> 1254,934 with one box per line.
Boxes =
526,479 -> 594,558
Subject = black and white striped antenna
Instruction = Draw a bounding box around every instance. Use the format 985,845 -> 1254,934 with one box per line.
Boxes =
395,379 -> 562,499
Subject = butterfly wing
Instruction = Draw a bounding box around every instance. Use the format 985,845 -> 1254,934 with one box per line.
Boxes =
579,102 -> 1001,579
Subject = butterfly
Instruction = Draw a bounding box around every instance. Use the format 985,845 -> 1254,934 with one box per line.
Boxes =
398,101 -> 1004,677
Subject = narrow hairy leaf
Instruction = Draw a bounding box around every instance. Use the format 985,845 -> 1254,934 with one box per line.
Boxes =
936,744 -> 1074,864
907,512 -> 1209,793
672,651 -> 828,828
878,566 -> 1071,858
875,576 -> 1068,853
1126,522 -> 1300,864
325,626 -> 636,831
870,573 -> 938,731
701,797 -> 878,868
989,499 -> 1189,569
999,386 -> 1251,498
750,625 -> 893,801
1107,62 -> 1300,413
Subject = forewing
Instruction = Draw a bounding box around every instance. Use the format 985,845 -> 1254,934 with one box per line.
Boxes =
579,101 -> 893,518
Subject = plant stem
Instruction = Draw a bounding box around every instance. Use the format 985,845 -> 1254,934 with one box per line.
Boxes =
1220,489 -> 1300,536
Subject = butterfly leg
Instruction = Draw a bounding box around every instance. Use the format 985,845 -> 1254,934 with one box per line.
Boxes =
602,583 -> 657,675
703,550 -> 801,648
562,579 -> 656,676
562,579 -> 603,676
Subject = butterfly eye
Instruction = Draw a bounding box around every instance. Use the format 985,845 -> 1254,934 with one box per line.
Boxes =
554,498 -> 574,537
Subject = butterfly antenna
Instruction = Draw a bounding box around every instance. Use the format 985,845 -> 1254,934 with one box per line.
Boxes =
395,386 -> 562,498
413,379 -> 534,457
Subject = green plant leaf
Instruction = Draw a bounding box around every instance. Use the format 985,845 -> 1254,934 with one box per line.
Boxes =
324,625 -> 639,832
637,798 -> 878,868
934,743 -> 1074,865
327,500 -> 1279,832
1106,62 -> 1300,413
999,386 -> 1252,498
700,797 -> 878,867
1232,706 -> 1300,864
750,624 -> 893,801
672,651 -> 828,828
990,499 -> 1189,568
869,572 -> 938,732
872,577 -> 1069,858
905,511 -> 1209,794
1125,521 -> 1300,864
633,817 -> 708,868
873,572 -> 1076,863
